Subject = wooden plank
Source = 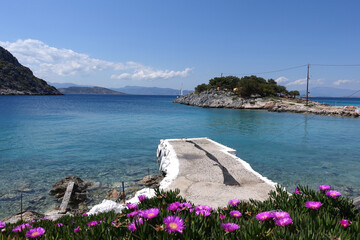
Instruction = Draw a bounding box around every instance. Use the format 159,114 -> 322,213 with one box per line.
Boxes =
59,182 -> 74,214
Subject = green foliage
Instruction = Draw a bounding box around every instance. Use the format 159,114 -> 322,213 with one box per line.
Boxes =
194,75 -> 299,98
1,185 -> 359,239
289,90 -> 300,98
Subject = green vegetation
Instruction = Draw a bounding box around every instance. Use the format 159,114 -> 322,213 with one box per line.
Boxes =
1,185 -> 359,239
195,75 -> 300,98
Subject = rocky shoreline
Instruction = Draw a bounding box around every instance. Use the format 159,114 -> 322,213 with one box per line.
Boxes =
174,90 -> 360,118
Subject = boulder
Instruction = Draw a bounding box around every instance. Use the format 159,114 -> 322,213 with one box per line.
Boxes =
2,211 -> 44,224
50,176 -> 91,204
140,174 -> 163,188
353,196 -> 360,212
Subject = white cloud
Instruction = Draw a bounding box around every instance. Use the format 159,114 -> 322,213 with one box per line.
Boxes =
333,79 -> 359,86
0,39 -> 191,80
287,78 -> 324,86
111,67 -> 192,80
275,76 -> 288,83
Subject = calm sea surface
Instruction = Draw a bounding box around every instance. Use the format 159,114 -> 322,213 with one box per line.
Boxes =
0,95 -> 359,218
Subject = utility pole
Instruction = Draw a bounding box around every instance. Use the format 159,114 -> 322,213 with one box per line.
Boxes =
306,64 -> 310,106
221,73 -> 223,77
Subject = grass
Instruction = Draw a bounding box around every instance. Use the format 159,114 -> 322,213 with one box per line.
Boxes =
0,185 -> 359,239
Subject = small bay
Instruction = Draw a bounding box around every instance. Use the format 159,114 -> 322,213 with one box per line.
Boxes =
0,95 -> 359,219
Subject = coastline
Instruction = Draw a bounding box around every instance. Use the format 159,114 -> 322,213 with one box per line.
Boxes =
174,90 -> 360,118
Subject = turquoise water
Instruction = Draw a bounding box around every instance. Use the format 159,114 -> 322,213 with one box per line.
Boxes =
1,95 -> 360,218
309,97 -> 360,106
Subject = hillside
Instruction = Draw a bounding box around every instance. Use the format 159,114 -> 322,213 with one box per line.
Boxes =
58,86 -> 126,95
0,46 -> 61,95
112,86 -> 193,95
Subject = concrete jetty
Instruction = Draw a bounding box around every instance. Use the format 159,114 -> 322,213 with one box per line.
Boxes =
157,138 -> 277,209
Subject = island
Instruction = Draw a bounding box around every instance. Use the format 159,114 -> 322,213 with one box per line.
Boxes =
0,46 -> 62,95
58,86 -> 126,95
174,75 -> 359,118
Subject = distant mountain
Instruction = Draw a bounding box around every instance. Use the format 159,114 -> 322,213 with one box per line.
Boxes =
112,86 -> 193,95
58,86 -> 126,95
49,82 -> 93,88
0,46 -> 61,95
300,87 -> 360,98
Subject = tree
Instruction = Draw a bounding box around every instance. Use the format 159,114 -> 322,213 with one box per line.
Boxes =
288,90 -> 300,98
195,83 -> 210,93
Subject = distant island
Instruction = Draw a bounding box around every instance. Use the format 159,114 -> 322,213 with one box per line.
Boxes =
0,46 -> 61,95
174,75 -> 359,118
58,86 -> 126,95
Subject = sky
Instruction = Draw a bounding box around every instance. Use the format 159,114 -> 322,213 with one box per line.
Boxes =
1,0 -> 360,93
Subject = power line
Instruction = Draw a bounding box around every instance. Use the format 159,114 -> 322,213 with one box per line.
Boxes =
223,64 -> 307,76
311,64 -> 360,67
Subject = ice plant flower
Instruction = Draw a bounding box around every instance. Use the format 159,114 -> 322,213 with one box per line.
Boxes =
195,205 -> 212,212
0,221 -> 5,228
57,223 -> 63,227
294,188 -> 301,194
82,212 -> 88,216
25,227 -> 45,238
163,216 -> 185,234
74,226 -> 80,233
126,203 -> 138,210
221,223 -> 239,232
179,202 -> 192,209
42,218 -> 50,221
12,223 -> 32,232
305,201 -> 322,210
127,211 -> 138,218
195,210 -> 211,217
128,218 -> 144,232
326,190 -> 341,198
275,218 -> 293,226
168,202 -> 180,211
220,214 -> 225,220
138,195 -> 146,202
273,211 -> 290,219
230,210 -> 242,218
228,199 -> 240,206
140,208 -> 160,219
339,219 -> 350,228
256,212 -> 273,221
88,221 -> 98,227
318,185 -> 331,191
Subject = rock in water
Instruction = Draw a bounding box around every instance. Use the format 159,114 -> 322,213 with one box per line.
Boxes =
50,176 -> 91,204
140,174 -> 163,188
0,46 -> 62,95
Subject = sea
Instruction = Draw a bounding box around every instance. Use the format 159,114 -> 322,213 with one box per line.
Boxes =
0,95 -> 359,219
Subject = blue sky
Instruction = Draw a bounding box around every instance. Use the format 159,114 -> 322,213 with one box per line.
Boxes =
1,0 -> 360,92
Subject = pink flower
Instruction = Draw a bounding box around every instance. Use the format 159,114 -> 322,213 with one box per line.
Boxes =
228,199 -> 240,206
126,203 -> 138,210
179,202 -> 192,209
25,227 -> 45,238
220,214 -> 225,220
195,205 -> 212,212
339,219 -> 351,228
163,216 -> 185,234
275,218 -> 293,226
195,210 -> 211,217
74,226 -> 80,233
256,212 -> 273,221
221,223 -> 239,232
57,223 -> 63,227
42,218 -> 50,221
326,190 -> 341,198
138,195 -> 146,202
305,201 -> 322,210
230,210 -> 242,218
318,185 -> 331,191
82,212 -> 88,216
294,188 -> 301,194
88,221 -> 98,227
0,221 -> 5,228
127,210 -> 138,218
139,208 -> 160,219
12,223 -> 32,232
127,218 -> 144,232
168,202 -> 180,211
273,211 -> 290,219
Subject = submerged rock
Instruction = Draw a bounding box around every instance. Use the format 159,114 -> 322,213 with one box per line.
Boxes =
49,176 -> 92,204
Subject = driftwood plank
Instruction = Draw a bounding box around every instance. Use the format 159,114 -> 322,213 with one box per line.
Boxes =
59,182 -> 74,214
